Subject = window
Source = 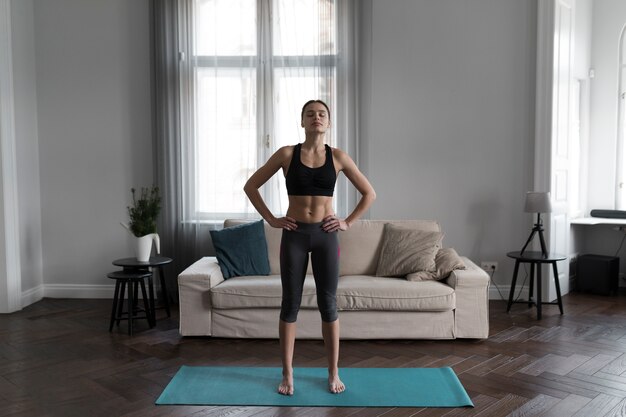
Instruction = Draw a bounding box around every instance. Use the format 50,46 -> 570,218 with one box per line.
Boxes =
189,0 -> 343,220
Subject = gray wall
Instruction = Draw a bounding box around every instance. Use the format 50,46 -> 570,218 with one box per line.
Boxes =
11,0 -> 44,301
361,0 -> 537,287
9,0 -> 542,298
34,0 -> 152,295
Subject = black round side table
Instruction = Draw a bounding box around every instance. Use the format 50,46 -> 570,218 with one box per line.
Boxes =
112,256 -> 173,324
506,251 -> 566,319
107,270 -> 154,335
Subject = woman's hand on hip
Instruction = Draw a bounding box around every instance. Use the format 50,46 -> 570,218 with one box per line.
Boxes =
269,216 -> 298,230
322,215 -> 349,232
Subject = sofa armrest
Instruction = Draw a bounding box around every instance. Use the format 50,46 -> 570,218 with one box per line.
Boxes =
446,257 -> 490,289
446,257 -> 490,339
179,256 -> 225,289
178,256 -> 224,336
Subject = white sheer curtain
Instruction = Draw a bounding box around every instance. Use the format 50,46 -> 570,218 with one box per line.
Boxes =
191,0 -> 257,220
152,0 -> 362,292
266,0 -> 337,214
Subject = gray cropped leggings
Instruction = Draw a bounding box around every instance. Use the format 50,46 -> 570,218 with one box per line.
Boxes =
280,221 -> 340,323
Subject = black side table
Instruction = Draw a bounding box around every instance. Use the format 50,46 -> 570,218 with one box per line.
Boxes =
506,251 -> 566,319
107,270 -> 154,335
113,256 -> 173,324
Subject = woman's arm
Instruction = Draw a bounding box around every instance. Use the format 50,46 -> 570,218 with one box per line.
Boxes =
243,146 -> 298,230
322,149 -> 376,232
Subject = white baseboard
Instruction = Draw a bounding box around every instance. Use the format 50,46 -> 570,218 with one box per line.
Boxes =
489,285 -> 530,301
44,284 -> 115,299
20,283 -> 155,310
20,284 -> 117,305
19,282 -> 164,309
21,285 -> 44,307
489,284 -> 569,303
21,284 -> 109,308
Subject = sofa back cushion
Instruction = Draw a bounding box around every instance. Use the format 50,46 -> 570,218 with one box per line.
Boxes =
339,220 -> 440,276
223,219 -> 440,276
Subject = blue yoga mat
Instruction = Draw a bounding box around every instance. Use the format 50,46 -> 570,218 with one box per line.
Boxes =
156,366 -> 473,408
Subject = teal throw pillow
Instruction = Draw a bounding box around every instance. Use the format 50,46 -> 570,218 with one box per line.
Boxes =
209,220 -> 270,279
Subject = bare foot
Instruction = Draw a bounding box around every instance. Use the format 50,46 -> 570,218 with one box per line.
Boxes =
328,374 -> 345,394
278,375 -> 294,396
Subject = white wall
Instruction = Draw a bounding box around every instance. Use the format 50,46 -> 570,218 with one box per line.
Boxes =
575,0 -> 626,285
569,0 -> 593,266
588,0 -> 626,210
0,0 -> 8,308
11,0 -> 44,305
574,0 -> 593,215
361,0 -> 537,287
34,0 -> 152,296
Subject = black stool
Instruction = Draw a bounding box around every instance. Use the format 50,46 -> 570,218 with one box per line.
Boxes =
108,270 -> 154,335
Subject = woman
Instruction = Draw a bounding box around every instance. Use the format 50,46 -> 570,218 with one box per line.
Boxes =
243,100 -> 376,395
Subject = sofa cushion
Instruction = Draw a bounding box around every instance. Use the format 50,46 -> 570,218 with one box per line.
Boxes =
211,275 -> 319,309
337,275 -> 455,311
339,220 -> 441,276
406,248 -> 467,281
210,274 -> 454,312
210,220 -> 270,279
375,224 -> 443,277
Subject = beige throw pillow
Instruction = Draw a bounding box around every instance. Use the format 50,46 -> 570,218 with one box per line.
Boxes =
375,224 -> 443,277
406,247 -> 466,281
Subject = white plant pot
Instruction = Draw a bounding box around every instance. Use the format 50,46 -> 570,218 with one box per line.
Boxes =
135,233 -> 160,262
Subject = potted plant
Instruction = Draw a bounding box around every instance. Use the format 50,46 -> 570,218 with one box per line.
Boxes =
126,186 -> 161,262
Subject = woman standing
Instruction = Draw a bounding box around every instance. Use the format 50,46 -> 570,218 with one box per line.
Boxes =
244,100 -> 376,395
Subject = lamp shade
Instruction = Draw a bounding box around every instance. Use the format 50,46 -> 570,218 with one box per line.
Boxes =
524,191 -> 552,213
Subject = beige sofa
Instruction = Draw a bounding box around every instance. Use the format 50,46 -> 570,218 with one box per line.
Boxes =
178,219 -> 490,339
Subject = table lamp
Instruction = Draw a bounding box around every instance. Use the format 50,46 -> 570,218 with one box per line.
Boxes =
520,191 -> 552,258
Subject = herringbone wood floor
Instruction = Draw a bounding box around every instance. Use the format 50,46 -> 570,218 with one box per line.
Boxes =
2,291 -> 626,417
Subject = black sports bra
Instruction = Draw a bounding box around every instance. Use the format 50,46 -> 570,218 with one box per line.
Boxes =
285,143 -> 337,197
